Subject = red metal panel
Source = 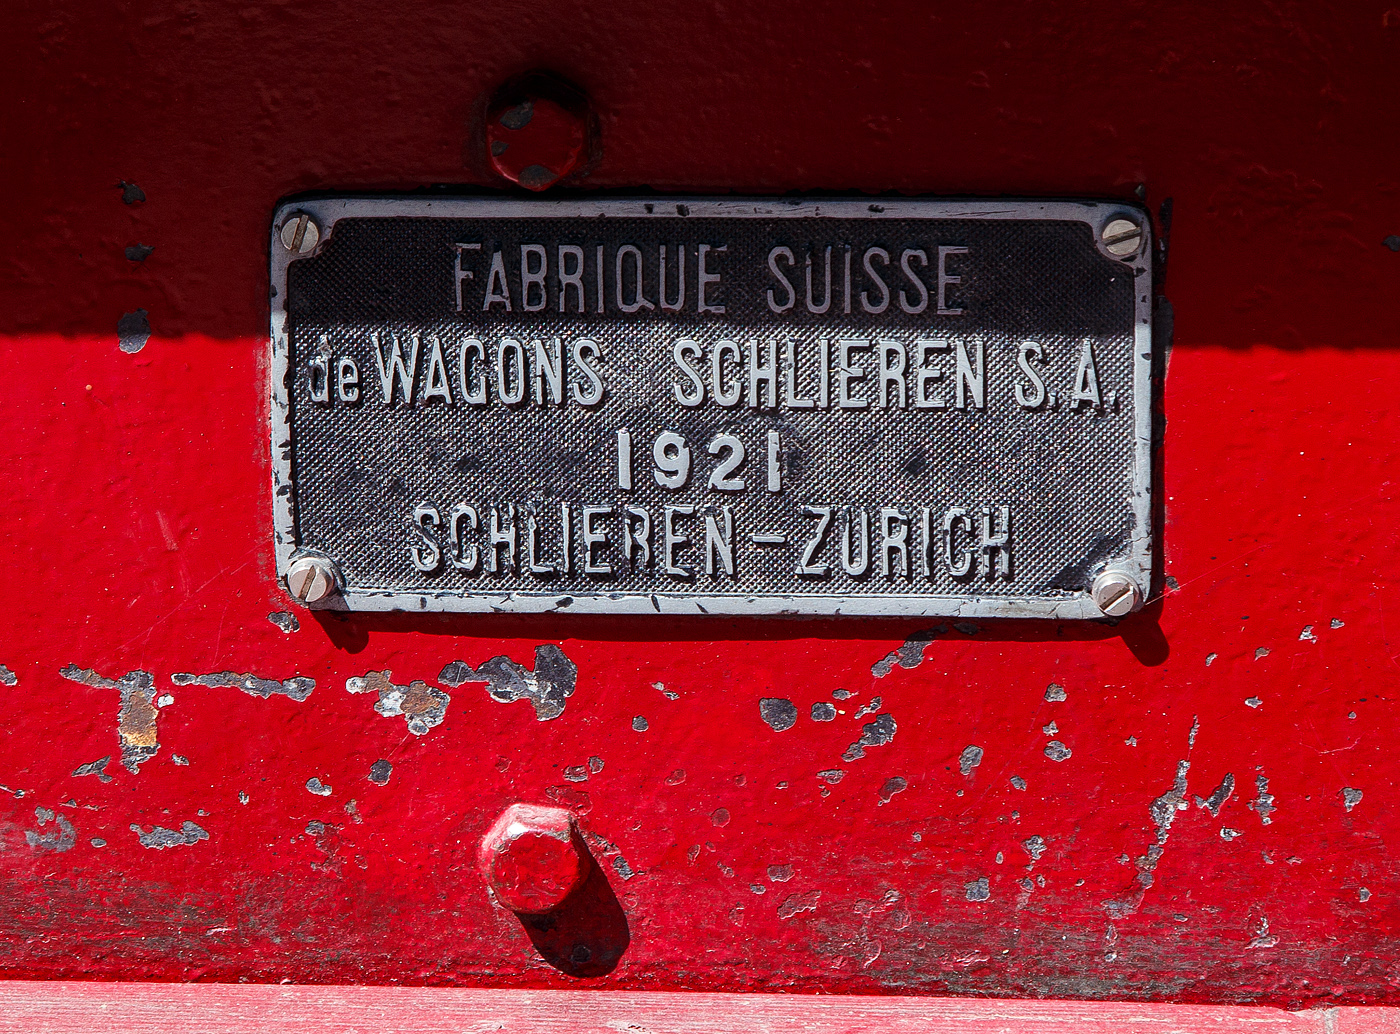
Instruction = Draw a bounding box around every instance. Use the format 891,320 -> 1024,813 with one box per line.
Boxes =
2,0 -> 1398,1008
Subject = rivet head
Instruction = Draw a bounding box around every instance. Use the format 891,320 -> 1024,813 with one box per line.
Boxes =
484,74 -> 590,192
286,555 -> 338,605
1091,569 -> 1142,617
1101,217 -> 1143,258
279,212 -> 320,254
478,803 -> 586,914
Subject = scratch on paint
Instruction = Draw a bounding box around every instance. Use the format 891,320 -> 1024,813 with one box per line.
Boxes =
59,666 -> 159,774
1102,716 -> 1199,919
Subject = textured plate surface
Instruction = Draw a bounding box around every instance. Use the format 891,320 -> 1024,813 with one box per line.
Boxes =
271,198 -> 1152,617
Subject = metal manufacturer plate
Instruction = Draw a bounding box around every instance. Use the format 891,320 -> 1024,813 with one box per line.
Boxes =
270,197 -> 1153,618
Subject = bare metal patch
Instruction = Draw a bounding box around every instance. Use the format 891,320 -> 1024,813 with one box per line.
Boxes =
26,807 -> 76,853
171,671 -> 314,701
346,670 -> 450,734
870,627 -> 943,677
60,665 -> 159,774
842,713 -> 897,762
438,644 -> 576,722
267,612 -> 300,633
130,821 -> 209,849
117,309 -> 151,353
72,757 -> 114,783
0,665 -> 16,686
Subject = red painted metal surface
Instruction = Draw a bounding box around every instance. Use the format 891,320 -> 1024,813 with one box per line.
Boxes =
2,0 -> 1399,1009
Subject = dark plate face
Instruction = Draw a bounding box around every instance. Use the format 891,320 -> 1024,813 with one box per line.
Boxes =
270,198 -> 1152,618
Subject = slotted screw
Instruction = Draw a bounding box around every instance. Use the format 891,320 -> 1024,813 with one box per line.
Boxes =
1091,569 -> 1142,617
279,212 -> 320,254
286,555 -> 338,604
1101,217 -> 1143,258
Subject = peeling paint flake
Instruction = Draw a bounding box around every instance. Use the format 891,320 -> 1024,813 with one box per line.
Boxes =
130,821 -> 209,849
438,644 -> 575,721
60,665 -> 159,774
777,890 -> 820,918
347,670 -> 450,735
172,671 -> 313,701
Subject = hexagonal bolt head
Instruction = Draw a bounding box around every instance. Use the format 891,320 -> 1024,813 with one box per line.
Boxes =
477,803 -> 587,914
1101,217 -> 1143,258
285,555 -> 338,605
1091,569 -> 1142,617
279,212 -> 320,254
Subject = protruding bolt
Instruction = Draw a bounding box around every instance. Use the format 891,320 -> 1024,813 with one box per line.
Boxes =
1101,217 -> 1143,258
478,803 -> 586,914
286,555 -> 338,605
279,212 -> 320,254
485,74 -> 590,191
1091,569 -> 1142,617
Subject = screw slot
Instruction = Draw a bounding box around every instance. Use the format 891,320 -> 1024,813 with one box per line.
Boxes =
279,212 -> 320,254
1101,217 -> 1143,258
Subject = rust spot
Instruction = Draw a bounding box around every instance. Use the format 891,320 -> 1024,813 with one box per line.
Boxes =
59,666 -> 159,773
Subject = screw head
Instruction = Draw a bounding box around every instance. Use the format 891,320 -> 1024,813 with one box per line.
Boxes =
1101,217 -> 1143,258
477,803 -> 586,914
286,555 -> 338,605
279,212 -> 320,254
1091,569 -> 1142,617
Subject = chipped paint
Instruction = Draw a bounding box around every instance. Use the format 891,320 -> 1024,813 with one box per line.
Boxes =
368,760 -> 392,785
842,714 -> 897,761
959,745 -> 984,776
117,308 -> 151,353
0,665 -> 16,686
777,890 -> 820,918
59,666 -> 159,773
1103,721 -> 1198,919
877,777 -> 907,804
346,670 -> 450,734
965,877 -> 991,902
1342,787 -> 1363,812
1044,683 -> 1067,702
870,628 -> 942,677
1195,773 -> 1236,816
1249,774 -> 1277,824
306,777 -> 332,796
25,807 -> 76,853
1044,740 -> 1072,762
759,698 -> 797,731
172,671 -> 314,701
438,644 -> 576,721
72,757 -> 113,783
130,821 -> 209,849
266,612 -> 300,633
